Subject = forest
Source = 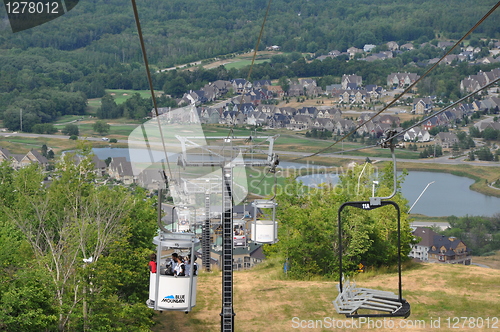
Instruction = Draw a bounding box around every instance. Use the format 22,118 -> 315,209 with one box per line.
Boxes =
0,146 -> 158,331
441,214 -> 500,256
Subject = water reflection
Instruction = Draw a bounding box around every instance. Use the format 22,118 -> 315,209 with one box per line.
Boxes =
297,171 -> 500,217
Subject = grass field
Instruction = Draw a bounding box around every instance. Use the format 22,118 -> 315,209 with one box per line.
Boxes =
53,115 -> 85,124
224,59 -> 270,70
106,89 -> 153,104
0,136 -> 79,154
86,89 -> 153,114
152,256 -> 500,332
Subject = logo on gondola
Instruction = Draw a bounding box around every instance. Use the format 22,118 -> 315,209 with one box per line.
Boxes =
162,294 -> 185,303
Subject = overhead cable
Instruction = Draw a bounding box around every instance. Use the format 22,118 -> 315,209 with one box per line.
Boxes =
291,1 -> 500,161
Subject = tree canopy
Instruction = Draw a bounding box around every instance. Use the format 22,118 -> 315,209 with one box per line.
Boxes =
0,146 -> 158,331
265,162 -> 414,279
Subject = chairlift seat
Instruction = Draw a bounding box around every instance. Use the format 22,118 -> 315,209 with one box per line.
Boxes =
252,199 -> 276,209
334,278 -> 410,318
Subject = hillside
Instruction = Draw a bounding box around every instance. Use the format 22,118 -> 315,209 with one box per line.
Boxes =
152,257 -> 500,331
1,0 -> 499,67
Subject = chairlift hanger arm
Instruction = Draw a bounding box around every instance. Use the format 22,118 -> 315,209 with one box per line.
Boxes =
370,130 -> 398,206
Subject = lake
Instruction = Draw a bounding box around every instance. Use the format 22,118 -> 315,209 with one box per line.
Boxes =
297,171 -> 500,217
93,148 -> 500,217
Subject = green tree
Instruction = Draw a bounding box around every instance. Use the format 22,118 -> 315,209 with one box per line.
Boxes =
468,151 -> 475,161
278,76 -> 290,94
97,94 -> 120,119
62,123 -> 79,136
162,76 -> 187,98
266,163 -> 413,279
93,120 -> 110,135
476,146 -> 494,161
1,149 -> 157,331
482,127 -> 499,140
41,144 -> 48,157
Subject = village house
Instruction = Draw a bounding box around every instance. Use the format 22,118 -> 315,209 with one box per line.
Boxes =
108,157 -> 135,185
268,113 -> 290,129
246,111 -> 268,126
386,41 -> 399,51
266,85 -> 285,98
288,114 -> 312,130
341,74 -> 362,89
410,227 -> 471,265
312,118 -> 334,132
434,132 -> 459,149
72,154 -> 107,177
387,72 -> 420,88
0,147 -> 48,169
413,97 -> 434,114
400,43 -> 414,51
333,119 -> 355,135
422,117 -> 440,131
211,242 -> 265,270
211,80 -> 232,95
346,47 -> 363,59
253,80 -> 272,89
403,127 -> 431,142
231,78 -> 251,94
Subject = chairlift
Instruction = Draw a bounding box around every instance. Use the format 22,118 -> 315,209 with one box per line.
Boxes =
333,131 -> 410,319
250,164 -> 279,244
250,199 -> 278,244
147,188 -> 200,313
233,218 -> 247,247
148,232 -> 199,313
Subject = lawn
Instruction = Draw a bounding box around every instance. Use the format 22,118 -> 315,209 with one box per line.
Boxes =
86,89 -> 153,114
224,59 -> 270,70
71,122 -> 139,138
0,136 -> 79,154
106,89 -> 154,104
53,115 -> 86,125
152,258 -> 500,332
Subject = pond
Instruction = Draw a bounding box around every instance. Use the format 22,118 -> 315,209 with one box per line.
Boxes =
297,171 -> 500,217
93,148 -> 500,217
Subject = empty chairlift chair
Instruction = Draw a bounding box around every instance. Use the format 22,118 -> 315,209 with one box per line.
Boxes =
333,131 -> 410,318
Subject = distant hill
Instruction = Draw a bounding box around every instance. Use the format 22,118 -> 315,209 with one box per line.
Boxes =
152,257 -> 500,331
1,0 -> 499,67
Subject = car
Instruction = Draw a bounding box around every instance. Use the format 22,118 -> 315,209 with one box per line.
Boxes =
233,235 -> 246,247
101,137 -> 109,141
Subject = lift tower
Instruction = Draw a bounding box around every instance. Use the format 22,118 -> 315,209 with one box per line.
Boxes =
176,135 -> 279,332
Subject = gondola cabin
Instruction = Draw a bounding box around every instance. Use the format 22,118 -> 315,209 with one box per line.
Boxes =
233,218 -> 247,247
251,199 -> 278,244
148,232 -> 199,312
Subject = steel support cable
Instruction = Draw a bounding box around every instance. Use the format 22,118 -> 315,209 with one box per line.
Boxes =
291,1 -> 500,162
380,76 -> 500,146
293,77 -> 500,157
300,77 -> 500,157
223,0 -> 273,152
130,0 -> 173,181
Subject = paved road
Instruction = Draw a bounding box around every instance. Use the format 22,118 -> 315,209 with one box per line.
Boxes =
2,132 -> 500,167
0,132 -> 109,142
